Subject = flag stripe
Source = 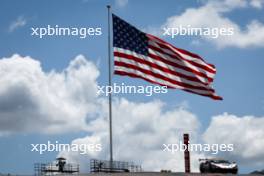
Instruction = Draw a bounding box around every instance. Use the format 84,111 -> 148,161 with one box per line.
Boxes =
114,51 -> 222,100
114,61 -> 215,93
148,49 -> 214,83
115,53 -> 209,88
115,58 -> 210,91
114,48 -> 212,85
115,47 -> 213,84
114,67 -> 220,98
115,68 -> 222,100
148,44 -> 215,77
114,51 -> 214,89
148,34 -> 215,69
148,40 -> 216,73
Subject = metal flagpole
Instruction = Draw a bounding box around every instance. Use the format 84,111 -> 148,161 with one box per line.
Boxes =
107,5 -> 113,169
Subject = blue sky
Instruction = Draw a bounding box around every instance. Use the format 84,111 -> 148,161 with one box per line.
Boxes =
0,0 -> 264,174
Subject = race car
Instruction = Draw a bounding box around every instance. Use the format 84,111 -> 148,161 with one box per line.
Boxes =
199,158 -> 238,174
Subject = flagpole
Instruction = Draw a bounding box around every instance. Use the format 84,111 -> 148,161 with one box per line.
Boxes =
107,5 -> 113,168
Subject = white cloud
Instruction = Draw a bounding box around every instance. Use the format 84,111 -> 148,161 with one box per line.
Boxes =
59,98 -> 203,172
115,0 -> 128,8
8,16 -> 27,32
1,54 -> 264,171
160,0 -> 264,48
203,113 -> 264,167
60,99 -> 264,172
250,0 -> 264,9
0,54 -> 99,135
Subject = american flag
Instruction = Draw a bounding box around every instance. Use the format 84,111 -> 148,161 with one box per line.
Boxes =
112,14 -> 222,100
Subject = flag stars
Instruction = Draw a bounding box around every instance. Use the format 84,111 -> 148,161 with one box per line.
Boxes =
112,14 -> 148,55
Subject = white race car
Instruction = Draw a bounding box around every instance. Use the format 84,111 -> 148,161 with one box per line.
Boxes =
199,158 -> 238,174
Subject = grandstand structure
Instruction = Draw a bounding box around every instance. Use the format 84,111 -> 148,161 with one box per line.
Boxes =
90,159 -> 142,173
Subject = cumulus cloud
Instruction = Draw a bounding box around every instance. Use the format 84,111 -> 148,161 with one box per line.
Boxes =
203,113 -> 264,167
160,0 -> 264,48
59,98 -> 203,172
0,54 -> 99,135
60,99 -> 264,172
1,54 -> 264,172
8,16 -> 27,32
